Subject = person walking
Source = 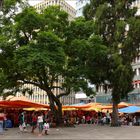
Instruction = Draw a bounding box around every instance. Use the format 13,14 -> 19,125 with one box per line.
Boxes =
31,112 -> 37,133
0,112 -> 4,134
18,112 -> 27,132
106,110 -> 111,124
3,110 -> 7,131
37,112 -> 44,136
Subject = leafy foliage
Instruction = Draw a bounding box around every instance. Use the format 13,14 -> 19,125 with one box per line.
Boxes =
0,2 -> 100,103
83,0 -> 140,126
84,0 -> 140,103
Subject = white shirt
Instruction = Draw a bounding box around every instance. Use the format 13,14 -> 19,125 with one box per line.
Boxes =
38,115 -> 43,123
44,123 -> 49,130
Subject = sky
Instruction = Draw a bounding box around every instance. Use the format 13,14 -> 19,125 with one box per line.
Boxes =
28,0 -> 76,9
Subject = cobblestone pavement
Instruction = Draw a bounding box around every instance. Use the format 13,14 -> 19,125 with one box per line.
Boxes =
0,124 -> 140,139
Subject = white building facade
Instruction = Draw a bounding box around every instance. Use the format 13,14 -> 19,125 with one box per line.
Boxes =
76,0 -> 89,17
34,0 -> 76,21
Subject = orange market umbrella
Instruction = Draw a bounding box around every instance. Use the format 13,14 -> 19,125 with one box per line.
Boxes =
62,105 -> 78,108
100,102 -> 133,110
6,96 -> 30,101
74,102 -> 101,109
118,102 -> 133,108
0,103 -> 12,108
62,108 -> 78,111
101,109 -> 112,113
81,105 -> 102,112
100,105 -> 112,109
0,96 -> 49,109
23,108 -> 48,111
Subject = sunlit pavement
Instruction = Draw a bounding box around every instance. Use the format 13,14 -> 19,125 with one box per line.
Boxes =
0,124 -> 140,139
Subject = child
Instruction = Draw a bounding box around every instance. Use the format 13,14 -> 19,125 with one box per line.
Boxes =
43,121 -> 49,135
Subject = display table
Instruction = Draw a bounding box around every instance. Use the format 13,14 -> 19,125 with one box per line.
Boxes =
6,120 -> 13,128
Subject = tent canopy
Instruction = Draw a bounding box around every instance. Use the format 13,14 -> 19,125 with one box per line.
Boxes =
118,106 -> 140,113
23,108 -> 48,111
100,102 -> 133,109
0,100 -> 49,108
81,106 -> 101,111
118,102 -> 133,107
74,102 -> 101,109
0,96 -> 49,109
6,96 -> 30,101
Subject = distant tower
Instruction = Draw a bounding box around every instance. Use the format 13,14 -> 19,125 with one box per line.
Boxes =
76,0 -> 90,17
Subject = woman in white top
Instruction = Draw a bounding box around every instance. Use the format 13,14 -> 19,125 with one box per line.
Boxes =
37,112 -> 44,135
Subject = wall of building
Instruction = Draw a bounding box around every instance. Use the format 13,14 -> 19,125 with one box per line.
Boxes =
34,0 -> 76,21
76,0 -> 89,17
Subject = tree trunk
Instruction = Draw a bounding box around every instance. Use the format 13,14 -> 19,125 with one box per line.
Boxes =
111,100 -> 120,127
47,90 -> 63,126
0,0 -> 3,9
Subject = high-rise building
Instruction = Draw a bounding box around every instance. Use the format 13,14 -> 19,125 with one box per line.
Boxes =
76,0 -> 89,17
133,0 -> 140,15
34,0 -> 76,21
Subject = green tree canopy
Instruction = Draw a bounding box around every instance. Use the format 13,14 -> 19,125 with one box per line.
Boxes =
84,0 -> 140,126
0,3 -> 104,125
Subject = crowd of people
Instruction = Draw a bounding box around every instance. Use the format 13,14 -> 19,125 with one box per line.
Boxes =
0,110 -> 50,136
63,110 -> 140,126
0,109 -> 140,135
18,111 -> 50,136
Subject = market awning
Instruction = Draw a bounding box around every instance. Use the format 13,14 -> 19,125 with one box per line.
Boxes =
0,96 -> 49,109
23,108 -> 48,111
62,108 -> 78,111
118,106 -> 140,113
81,106 -> 102,112
118,102 -> 133,107
6,96 -> 30,101
100,105 -> 112,109
100,102 -> 133,109
74,102 -> 101,109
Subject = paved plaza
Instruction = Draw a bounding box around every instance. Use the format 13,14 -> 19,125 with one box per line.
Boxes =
1,124 -> 140,139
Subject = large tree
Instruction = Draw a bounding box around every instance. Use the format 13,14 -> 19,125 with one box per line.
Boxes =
83,0 -> 140,126
65,17 -> 108,96
0,1 -> 100,125
0,3 -> 69,125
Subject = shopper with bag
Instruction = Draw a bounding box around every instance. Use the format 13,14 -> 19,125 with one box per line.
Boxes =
18,112 -> 27,132
0,112 -> 4,134
37,112 -> 44,136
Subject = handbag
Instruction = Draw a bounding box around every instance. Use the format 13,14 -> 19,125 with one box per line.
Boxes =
22,122 -> 26,128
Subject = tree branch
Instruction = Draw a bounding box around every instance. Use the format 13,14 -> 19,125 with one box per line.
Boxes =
22,31 -> 29,43
22,80 -> 45,91
51,86 -> 63,90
